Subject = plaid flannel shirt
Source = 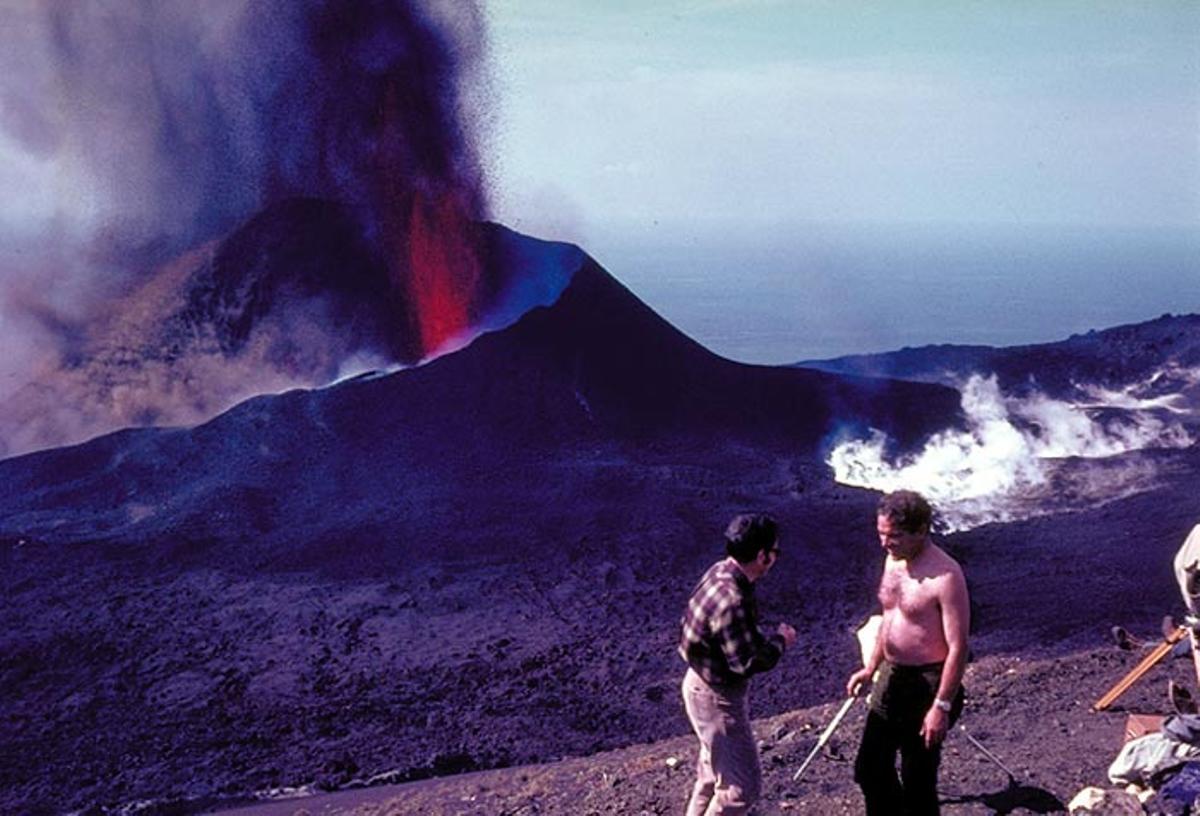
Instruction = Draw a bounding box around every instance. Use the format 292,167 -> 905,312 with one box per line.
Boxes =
679,557 -> 785,688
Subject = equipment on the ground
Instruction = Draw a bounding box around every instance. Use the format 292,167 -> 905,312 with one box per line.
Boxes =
1092,625 -> 1189,712
1111,625 -> 1142,651
792,695 -> 858,782
958,725 -> 1018,782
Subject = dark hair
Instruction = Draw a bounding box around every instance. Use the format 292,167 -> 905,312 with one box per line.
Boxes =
877,490 -> 932,534
724,513 -> 779,563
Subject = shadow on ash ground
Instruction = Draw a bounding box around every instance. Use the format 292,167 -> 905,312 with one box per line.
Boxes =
217,643 -> 1199,815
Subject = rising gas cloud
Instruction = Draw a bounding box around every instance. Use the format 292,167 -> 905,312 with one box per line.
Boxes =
829,373 -> 1198,532
0,1 -> 516,458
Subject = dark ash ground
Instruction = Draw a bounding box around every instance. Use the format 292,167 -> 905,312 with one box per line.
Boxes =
2,261 -> 1199,814
5,448 -> 1200,814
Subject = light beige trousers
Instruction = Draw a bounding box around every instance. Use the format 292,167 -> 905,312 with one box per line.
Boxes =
682,668 -> 762,816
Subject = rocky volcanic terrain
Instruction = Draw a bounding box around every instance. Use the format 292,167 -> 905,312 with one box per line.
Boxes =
214,643 -> 1200,815
2,236 -> 1199,815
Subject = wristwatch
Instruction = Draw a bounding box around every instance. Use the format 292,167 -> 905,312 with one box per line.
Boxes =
933,697 -> 953,713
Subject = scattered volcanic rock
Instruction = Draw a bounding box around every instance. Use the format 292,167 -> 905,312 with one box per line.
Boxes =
211,646 -> 1200,816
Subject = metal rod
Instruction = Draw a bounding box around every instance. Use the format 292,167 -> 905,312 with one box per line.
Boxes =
958,725 -> 1018,781
792,696 -> 857,782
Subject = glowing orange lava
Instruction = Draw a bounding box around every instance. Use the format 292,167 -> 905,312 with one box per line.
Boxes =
406,192 -> 481,356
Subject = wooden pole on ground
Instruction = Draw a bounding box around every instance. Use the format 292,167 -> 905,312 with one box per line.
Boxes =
1093,625 -> 1188,712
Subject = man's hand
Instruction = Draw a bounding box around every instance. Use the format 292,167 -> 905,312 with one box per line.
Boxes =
846,667 -> 873,698
778,623 -> 797,649
920,706 -> 949,748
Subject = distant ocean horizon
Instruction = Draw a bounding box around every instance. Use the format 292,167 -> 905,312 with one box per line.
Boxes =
583,221 -> 1200,366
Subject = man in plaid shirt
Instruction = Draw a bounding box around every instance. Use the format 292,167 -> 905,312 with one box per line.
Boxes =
679,512 -> 797,815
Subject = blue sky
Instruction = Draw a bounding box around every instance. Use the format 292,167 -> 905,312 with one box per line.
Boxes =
487,1 -> 1199,238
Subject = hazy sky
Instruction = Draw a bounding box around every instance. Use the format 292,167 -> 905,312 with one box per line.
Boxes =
487,1 -> 1199,239
0,2 -> 1195,366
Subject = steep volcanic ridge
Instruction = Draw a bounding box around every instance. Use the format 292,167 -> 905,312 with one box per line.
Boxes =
0,246 -> 957,556
0,212 -> 580,461
798,313 -> 1200,398
799,315 -> 1200,531
0,242 -> 969,814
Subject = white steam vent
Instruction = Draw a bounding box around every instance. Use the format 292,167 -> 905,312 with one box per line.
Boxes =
829,373 -> 1197,532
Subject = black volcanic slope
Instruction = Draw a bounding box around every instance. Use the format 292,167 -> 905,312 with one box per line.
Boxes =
3,239 -> 1199,814
0,238 -> 974,813
176,197 -> 422,363
0,250 -> 960,561
799,312 -> 1200,397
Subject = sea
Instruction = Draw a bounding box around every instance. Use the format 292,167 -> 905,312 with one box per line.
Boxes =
584,221 -> 1200,365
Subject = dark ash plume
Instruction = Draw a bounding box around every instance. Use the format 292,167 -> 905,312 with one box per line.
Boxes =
0,0 -> 527,458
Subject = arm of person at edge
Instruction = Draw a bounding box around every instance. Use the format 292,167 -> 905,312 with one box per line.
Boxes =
920,568 -> 970,749
717,601 -> 797,679
846,620 -> 885,698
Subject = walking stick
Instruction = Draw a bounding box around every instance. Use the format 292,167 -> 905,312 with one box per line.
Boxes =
792,695 -> 858,782
1093,625 -> 1188,711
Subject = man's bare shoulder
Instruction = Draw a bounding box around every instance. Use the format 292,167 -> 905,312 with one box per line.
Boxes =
921,543 -> 966,581
930,542 -> 963,567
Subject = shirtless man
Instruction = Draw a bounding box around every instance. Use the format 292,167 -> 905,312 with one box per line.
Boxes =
846,490 -> 970,816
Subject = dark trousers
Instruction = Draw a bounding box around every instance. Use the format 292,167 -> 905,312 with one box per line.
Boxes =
854,661 -> 963,816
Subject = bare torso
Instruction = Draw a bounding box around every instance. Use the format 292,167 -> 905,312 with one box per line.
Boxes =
878,544 -> 961,665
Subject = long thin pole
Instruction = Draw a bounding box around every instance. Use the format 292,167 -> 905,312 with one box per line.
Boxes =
792,695 -> 857,782
1093,625 -> 1187,712
959,726 -> 1018,781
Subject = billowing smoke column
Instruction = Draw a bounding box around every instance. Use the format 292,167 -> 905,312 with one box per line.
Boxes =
829,373 -> 1198,532
44,0 -> 488,353
0,1 -> 549,457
